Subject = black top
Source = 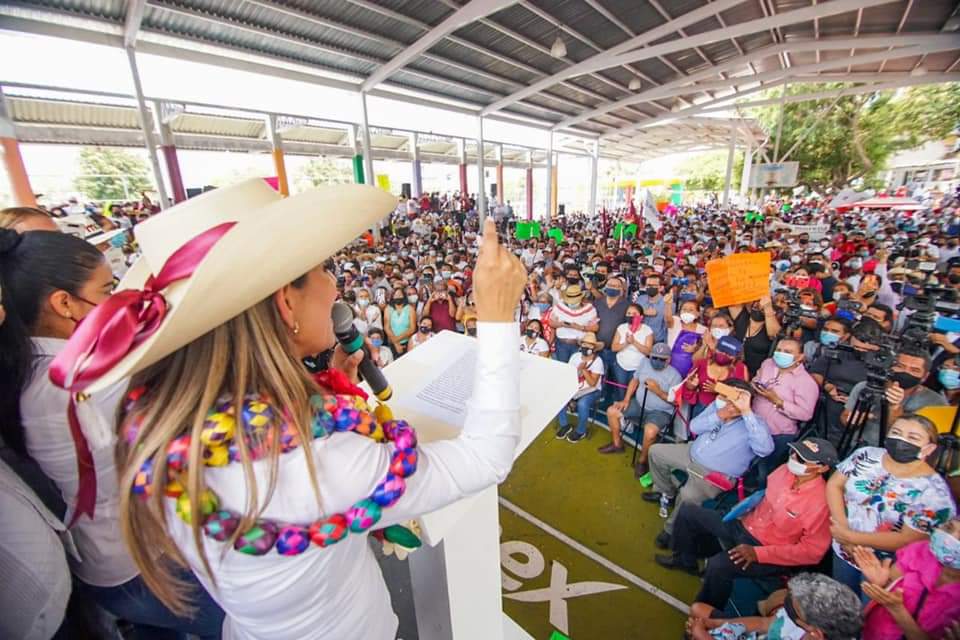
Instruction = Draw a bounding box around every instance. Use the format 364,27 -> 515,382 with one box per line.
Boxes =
733,311 -> 773,377
807,349 -> 866,396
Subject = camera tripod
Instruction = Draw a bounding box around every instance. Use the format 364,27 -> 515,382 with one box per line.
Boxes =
836,383 -> 889,459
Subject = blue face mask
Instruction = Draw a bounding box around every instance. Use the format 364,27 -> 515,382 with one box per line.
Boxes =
603,287 -> 621,297
819,331 -> 841,347
371,337 -> 383,348
772,351 -> 795,369
939,368 -> 960,390
930,528 -> 960,569
110,233 -> 126,248
536,302 -> 550,312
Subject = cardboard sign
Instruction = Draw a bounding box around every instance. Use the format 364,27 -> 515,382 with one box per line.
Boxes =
705,252 -> 771,308
772,221 -> 830,240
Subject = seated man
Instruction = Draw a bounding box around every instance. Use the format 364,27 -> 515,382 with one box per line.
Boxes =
841,347 -> 946,446
657,438 -> 836,611
644,379 -> 774,547
602,343 -> 682,475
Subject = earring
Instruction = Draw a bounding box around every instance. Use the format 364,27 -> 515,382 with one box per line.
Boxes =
293,321 -> 300,335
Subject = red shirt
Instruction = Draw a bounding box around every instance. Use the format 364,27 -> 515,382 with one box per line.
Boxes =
742,465 -> 831,566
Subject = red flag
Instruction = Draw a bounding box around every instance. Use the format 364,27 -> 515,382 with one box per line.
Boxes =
625,199 -> 637,224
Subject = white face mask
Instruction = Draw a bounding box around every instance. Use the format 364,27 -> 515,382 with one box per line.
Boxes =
715,397 -> 728,410
787,456 -> 810,477
680,312 -> 697,325
767,605 -> 808,640
711,327 -> 731,340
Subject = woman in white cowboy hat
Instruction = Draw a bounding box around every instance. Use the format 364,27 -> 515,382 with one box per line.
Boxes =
50,179 -> 527,640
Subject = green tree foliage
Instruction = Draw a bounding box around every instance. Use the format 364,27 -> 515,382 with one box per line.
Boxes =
748,83 -> 960,190
295,157 -> 353,190
74,147 -> 152,201
676,149 -> 744,192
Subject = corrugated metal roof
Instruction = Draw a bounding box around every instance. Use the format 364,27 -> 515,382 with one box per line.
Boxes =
4,0 -> 959,142
9,96 -> 141,129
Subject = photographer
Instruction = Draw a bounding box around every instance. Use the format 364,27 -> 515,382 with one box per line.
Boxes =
809,318 -> 881,444
841,348 -> 946,446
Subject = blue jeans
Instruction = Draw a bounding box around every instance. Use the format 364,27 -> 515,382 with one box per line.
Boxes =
81,572 -> 224,640
554,341 -> 577,365
558,390 -> 600,435
610,360 -> 634,402
598,349 -> 616,403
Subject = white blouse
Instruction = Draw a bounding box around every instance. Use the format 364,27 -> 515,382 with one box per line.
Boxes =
21,338 -> 139,587
167,322 -> 522,640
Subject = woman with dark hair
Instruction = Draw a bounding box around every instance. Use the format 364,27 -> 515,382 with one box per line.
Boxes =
0,228 -> 224,637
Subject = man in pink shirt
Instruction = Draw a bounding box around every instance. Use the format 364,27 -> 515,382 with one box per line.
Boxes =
656,438 -> 836,610
749,337 -> 819,484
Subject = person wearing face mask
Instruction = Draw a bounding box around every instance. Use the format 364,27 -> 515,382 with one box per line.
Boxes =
609,302 -> 653,401
603,343 -> 681,467
841,349 -> 945,446
932,354 -> 960,400
0,229 -> 226,636
809,319 -> 879,444
647,379 -> 773,546
826,415 -> 956,598
384,289 -> 416,355
695,312 -> 735,361
683,334 -> 748,417
856,518 -> 960,640
632,273 -> 669,343
593,276 -> 629,399
685,573 -> 863,640
548,284 -> 599,365
729,295 -> 782,377
423,279 -> 457,334
462,315 -> 478,337
406,317 -> 434,352
353,289 -> 383,335
844,256 -> 864,291
521,319 -> 550,357
555,333 -> 606,444
662,438 -> 836,609
366,327 -> 394,367
667,300 -> 706,378
750,338 -> 820,483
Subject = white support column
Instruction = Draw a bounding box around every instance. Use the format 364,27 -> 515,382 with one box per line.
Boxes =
740,140 -> 753,197
545,132 -> 553,219
722,124 -> 737,208
359,91 -> 380,241
588,139 -> 599,217
477,116 -> 487,225
125,47 -> 169,209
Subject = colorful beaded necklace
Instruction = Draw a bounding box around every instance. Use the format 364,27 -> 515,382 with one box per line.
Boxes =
125,378 -> 419,556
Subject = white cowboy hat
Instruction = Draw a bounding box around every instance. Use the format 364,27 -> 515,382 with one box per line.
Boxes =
53,178 -> 394,395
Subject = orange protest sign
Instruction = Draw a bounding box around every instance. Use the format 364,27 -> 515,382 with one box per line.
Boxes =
706,252 -> 772,308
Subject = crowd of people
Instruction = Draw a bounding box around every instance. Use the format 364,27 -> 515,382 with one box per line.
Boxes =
1,179 -> 959,639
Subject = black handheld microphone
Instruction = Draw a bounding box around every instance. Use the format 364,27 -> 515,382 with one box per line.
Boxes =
331,302 -> 393,401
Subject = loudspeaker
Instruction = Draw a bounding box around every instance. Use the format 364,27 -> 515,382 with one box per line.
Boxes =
401,183 -> 411,199
558,204 -> 566,216
491,183 -> 498,198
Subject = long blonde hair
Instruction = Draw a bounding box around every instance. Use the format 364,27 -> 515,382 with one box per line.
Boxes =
117,294 -> 322,615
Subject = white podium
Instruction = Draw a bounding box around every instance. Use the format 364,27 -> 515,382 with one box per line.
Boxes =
368,331 -> 577,640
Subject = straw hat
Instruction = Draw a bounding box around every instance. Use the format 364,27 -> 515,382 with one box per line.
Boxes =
578,331 -> 605,351
562,283 -> 585,304
52,179 -> 395,395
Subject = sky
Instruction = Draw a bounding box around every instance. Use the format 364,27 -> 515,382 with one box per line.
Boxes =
0,30 -> 702,214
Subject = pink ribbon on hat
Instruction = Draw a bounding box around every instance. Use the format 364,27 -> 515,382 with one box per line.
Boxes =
50,221 -> 236,527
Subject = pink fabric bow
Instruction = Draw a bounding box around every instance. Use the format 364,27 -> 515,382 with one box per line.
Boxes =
50,221 -> 236,526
